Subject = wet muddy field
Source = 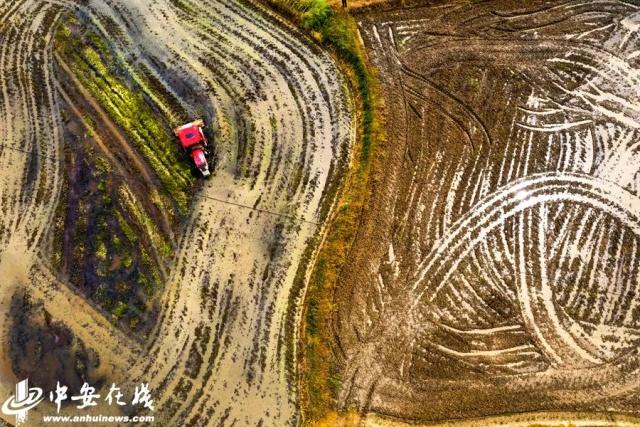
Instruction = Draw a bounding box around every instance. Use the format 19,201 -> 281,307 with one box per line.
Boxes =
0,0 -> 352,425
333,0 -> 640,422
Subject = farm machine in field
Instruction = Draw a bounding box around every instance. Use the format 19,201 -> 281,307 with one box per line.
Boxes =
174,119 -> 212,177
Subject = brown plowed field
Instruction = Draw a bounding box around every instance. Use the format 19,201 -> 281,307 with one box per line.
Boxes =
334,0 -> 640,422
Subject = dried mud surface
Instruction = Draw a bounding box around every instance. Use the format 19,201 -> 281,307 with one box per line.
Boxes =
336,0 -> 640,422
0,0 -> 352,425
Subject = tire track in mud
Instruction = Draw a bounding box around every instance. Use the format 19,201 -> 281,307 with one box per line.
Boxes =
83,2 -> 349,424
108,3 -> 351,424
0,0 -> 70,416
338,0 -> 640,421
0,0 -> 352,425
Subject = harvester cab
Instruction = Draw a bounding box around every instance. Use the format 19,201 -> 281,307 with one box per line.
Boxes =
174,119 -> 212,177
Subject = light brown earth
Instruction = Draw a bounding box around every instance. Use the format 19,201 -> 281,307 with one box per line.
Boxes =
328,0 -> 392,9
329,0 -> 640,423
366,411 -> 640,427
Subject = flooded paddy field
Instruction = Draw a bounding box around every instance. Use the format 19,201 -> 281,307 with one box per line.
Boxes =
0,0 -> 352,425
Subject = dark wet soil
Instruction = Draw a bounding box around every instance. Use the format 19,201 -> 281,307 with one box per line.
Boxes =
10,292 -> 103,395
51,95 -> 161,335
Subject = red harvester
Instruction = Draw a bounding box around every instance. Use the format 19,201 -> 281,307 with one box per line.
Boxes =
174,119 -> 212,177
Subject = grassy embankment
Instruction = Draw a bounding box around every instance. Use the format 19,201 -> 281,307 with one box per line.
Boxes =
263,1 -> 382,424
53,17 -> 195,333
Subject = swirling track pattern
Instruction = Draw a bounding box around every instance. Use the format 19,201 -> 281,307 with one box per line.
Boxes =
336,0 -> 640,421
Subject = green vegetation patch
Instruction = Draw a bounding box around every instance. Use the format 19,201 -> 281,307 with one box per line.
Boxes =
56,20 -> 195,214
51,16 -> 186,334
50,140 -> 164,334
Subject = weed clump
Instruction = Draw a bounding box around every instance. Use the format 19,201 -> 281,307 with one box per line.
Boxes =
301,0 -> 332,31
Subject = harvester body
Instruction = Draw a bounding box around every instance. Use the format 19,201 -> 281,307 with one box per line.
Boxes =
174,119 -> 211,177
